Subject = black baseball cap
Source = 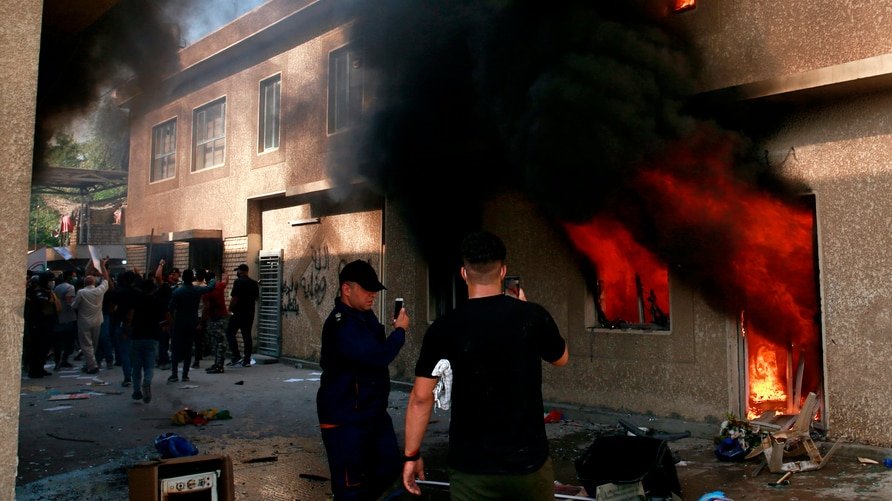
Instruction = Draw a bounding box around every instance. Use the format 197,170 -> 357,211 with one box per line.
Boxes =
234,264 -> 249,272
339,260 -> 386,292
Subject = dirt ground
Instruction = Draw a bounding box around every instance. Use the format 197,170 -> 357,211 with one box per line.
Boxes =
16,359 -> 892,500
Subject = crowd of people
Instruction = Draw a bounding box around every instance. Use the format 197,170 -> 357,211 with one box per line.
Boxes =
25,230 -> 568,500
22,259 -> 259,403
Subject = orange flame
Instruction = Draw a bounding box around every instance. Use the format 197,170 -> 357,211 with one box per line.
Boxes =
560,128 -> 822,418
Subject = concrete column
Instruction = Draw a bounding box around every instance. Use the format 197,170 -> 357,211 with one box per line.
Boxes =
0,1 -> 43,498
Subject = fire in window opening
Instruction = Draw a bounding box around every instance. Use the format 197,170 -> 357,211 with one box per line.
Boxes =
569,216 -> 671,331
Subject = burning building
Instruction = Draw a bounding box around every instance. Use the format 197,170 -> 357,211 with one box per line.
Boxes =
114,0 -> 890,447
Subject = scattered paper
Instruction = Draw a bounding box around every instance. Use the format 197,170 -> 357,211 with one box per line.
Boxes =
49,393 -> 89,401
179,385 -> 199,389
44,405 -> 73,411
858,457 -> 879,465
284,378 -> 320,382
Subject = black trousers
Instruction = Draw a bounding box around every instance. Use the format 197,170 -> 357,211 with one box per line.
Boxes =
225,312 -> 254,362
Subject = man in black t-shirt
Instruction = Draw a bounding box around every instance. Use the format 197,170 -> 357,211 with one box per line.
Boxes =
402,231 -> 568,500
226,263 -> 259,367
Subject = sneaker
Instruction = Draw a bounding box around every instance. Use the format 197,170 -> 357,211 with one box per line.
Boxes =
132,390 -> 143,400
142,385 -> 152,404
167,375 -> 178,383
181,375 -> 190,382
205,365 -> 224,374
158,362 -> 171,371
242,358 -> 252,367
226,358 -> 242,367
122,379 -> 132,387
86,367 -> 100,374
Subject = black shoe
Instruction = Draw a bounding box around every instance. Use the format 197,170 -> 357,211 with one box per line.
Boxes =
132,390 -> 143,400
27,372 -> 45,379
59,361 -> 74,368
122,379 -> 132,387
167,375 -> 178,383
226,358 -> 242,367
181,375 -> 190,382
241,358 -> 251,367
142,385 -> 152,404
41,369 -> 53,376
206,365 -> 224,374
86,367 -> 100,374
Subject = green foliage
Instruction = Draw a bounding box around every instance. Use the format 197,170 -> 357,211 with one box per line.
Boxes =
28,195 -> 62,250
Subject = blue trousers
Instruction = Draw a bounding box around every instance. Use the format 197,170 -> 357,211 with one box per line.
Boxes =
320,413 -> 401,501
130,339 -> 158,388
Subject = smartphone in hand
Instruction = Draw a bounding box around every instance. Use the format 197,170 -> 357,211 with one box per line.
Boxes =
393,297 -> 404,320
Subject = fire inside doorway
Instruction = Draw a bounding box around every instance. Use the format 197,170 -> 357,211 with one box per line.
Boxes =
741,194 -> 823,422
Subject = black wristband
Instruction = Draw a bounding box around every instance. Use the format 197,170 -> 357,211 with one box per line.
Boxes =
402,452 -> 421,462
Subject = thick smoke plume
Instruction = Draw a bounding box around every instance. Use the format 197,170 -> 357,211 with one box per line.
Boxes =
350,0 -> 817,348
34,0 -> 182,174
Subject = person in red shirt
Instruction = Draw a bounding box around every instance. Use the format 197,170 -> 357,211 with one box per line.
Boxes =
202,269 -> 230,374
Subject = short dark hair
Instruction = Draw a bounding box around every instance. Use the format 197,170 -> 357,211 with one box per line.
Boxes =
461,230 -> 506,265
181,269 -> 195,284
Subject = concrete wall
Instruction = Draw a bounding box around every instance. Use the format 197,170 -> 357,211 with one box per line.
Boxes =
674,1 -> 892,91
0,1 -> 42,497
261,203 -> 384,361
674,2 -> 892,445
761,94 -> 892,446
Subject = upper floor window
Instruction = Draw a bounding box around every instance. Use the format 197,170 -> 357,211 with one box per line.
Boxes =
193,98 -> 226,171
259,74 -> 281,152
328,45 -> 363,134
151,118 -> 176,182
672,0 -> 696,13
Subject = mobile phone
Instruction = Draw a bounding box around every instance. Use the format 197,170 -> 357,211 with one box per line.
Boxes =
504,275 -> 521,295
393,297 -> 404,320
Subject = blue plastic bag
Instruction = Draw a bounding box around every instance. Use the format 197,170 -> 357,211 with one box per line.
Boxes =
154,432 -> 199,458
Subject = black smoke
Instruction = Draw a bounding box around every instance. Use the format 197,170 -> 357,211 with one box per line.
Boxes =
34,0 -> 182,174
348,0 -> 725,260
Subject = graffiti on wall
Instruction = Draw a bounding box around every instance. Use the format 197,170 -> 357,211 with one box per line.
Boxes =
282,244 -> 334,315
301,245 -> 330,307
281,276 -> 300,316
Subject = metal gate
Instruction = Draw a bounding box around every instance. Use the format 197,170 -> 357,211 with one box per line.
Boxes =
256,250 -> 282,357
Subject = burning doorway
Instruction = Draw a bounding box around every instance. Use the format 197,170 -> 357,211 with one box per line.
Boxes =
741,194 -> 824,422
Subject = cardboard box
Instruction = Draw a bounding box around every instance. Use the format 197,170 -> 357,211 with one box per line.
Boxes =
128,454 -> 234,501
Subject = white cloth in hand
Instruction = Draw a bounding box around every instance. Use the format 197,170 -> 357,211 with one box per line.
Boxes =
431,359 -> 452,410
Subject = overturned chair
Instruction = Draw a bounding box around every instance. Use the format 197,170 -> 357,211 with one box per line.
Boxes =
746,392 -> 842,473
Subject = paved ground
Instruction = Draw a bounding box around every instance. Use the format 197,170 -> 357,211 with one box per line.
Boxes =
15,358 -> 892,500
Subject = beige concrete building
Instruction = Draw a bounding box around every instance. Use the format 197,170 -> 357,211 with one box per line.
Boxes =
116,0 -> 891,455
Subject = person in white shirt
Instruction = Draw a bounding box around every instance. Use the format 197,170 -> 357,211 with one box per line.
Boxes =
72,258 -> 112,374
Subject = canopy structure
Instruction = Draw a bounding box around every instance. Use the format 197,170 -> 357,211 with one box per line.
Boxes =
31,166 -> 128,196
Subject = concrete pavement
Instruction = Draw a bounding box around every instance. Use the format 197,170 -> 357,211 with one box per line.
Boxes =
16,358 -> 892,500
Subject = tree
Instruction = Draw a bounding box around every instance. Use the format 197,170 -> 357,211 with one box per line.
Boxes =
28,195 -> 61,250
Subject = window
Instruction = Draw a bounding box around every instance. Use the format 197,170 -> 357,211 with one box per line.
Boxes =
328,45 -> 363,133
151,119 -> 176,182
259,75 -> 281,152
571,218 -> 671,331
193,98 -> 226,171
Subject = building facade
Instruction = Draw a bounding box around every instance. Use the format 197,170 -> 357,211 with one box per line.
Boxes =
119,0 -> 891,448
